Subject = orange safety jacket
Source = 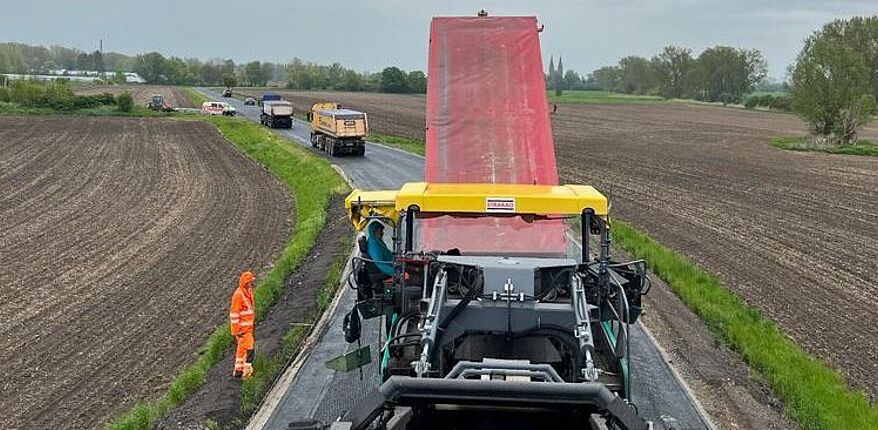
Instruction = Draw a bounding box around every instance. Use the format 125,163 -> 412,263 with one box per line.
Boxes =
229,285 -> 255,337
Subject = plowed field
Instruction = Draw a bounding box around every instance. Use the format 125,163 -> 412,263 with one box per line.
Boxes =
0,116 -> 291,429
255,90 -> 878,399
75,84 -> 196,108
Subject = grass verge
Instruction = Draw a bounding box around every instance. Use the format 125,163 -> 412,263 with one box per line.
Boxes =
548,90 -> 665,104
240,236 -> 352,414
612,220 -> 878,429
368,132 -> 425,156
106,116 -> 347,429
181,87 -> 209,107
0,101 -> 174,117
771,136 -> 878,157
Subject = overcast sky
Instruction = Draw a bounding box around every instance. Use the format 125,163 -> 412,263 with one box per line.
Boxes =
1,1 -> 875,79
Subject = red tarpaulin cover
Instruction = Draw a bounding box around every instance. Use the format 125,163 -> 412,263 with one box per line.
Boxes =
421,16 -> 566,255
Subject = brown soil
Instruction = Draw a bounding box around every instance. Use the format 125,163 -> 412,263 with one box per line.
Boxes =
246,90 -> 878,416
74,84 -> 197,108
0,116 -> 291,429
158,195 -> 352,429
552,104 -> 878,403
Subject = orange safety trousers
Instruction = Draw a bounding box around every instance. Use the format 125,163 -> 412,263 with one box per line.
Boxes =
230,283 -> 256,378
234,332 -> 255,378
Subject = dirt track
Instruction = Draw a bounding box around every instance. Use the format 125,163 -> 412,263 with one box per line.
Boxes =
0,116 -> 291,429
75,84 -> 196,108
253,90 -> 878,400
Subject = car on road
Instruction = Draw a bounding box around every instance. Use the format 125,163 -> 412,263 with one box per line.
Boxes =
202,101 -> 237,116
243,97 -> 256,106
222,88 -> 232,97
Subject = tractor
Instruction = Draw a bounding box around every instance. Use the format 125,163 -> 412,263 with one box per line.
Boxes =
147,94 -> 173,111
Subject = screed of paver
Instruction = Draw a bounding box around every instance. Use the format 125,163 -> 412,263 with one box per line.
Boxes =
0,116 -> 291,429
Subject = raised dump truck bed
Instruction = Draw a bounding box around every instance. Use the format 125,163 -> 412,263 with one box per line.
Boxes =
308,102 -> 368,156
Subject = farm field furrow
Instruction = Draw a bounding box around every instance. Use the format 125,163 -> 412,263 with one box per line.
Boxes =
0,116 -> 291,429
256,89 -> 878,400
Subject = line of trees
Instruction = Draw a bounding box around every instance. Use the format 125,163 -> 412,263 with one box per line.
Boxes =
790,16 -> 878,145
283,60 -> 426,93
0,43 -> 133,74
0,42 -> 428,94
546,56 -> 589,95
586,45 -> 768,103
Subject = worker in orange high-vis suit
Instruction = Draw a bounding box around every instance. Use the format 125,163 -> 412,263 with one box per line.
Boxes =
230,271 -> 256,379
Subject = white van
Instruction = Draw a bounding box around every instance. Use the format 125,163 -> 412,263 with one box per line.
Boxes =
201,101 -> 236,116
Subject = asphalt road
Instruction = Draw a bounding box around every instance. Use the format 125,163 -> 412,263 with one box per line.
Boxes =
198,88 -> 712,430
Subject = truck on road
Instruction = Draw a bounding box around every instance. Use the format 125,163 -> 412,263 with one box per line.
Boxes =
260,100 -> 293,128
308,102 -> 368,156
259,92 -> 282,106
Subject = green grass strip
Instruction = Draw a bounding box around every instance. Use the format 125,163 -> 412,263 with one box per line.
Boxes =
368,132 -> 425,156
771,136 -> 878,157
240,236 -> 352,415
547,90 -> 666,104
106,116 -> 346,429
181,87 -> 209,107
612,220 -> 878,430
0,101 -> 175,117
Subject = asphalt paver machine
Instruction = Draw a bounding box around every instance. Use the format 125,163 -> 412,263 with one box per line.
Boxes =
319,13 -> 653,430
331,183 -> 651,430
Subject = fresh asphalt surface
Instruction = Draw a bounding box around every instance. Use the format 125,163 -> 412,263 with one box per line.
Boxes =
198,89 -> 711,430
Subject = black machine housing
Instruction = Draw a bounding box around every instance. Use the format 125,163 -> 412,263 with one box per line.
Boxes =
341,207 -> 651,430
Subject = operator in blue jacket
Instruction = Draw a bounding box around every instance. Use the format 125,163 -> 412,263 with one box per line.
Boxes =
367,222 -> 395,276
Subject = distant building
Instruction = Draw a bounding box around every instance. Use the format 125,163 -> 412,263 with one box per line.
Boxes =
1,70 -> 145,83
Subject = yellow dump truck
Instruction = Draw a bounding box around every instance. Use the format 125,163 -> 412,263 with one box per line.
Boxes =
308,102 -> 368,156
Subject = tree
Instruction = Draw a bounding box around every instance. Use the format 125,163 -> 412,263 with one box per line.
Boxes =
133,52 -> 171,83
222,73 -> 237,88
564,70 -> 584,90
245,61 -> 268,86
91,50 -> 105,74
116,91 -> 133,112
380,67 -> 409,93
817,17 -> 878,100
589,66 -> 621,92
652,46 -> 694,98
790,33 -> 877,144
407,70 -> 427,93
260,62 -> 275,85
617,56 -> 656,95
341,69 -> 364,91
693,46 -> 766,103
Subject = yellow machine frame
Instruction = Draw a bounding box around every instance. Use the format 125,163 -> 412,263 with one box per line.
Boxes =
345,182 -> 608,232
